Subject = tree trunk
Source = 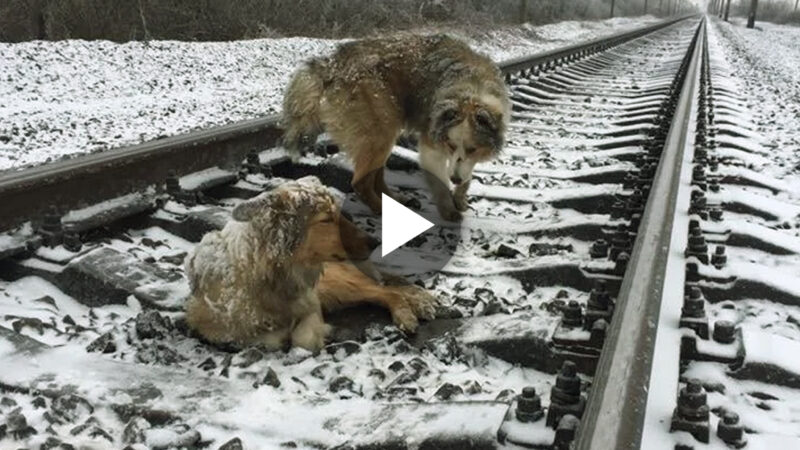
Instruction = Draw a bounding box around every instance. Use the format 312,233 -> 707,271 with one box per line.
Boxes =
795,0 -> 798,12
611,0 -> 616,17
644,0 -> 648,14
519,0 -> 528,23
747,0 -> 758,28
724,0 -> 732,21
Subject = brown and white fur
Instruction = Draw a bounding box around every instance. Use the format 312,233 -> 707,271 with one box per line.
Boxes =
184,176 -> 436,351
282,34 -> 510,221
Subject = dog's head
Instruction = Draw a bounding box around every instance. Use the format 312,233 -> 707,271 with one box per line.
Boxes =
429,87 -> 510,185
232,176 -> 375,264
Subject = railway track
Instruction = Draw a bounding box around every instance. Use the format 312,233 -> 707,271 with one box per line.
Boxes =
1,14 -> 798,450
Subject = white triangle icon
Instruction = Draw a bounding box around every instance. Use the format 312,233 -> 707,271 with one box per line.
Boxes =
381,193 -> 434,257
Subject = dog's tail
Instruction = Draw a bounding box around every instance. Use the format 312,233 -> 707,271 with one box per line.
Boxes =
282,58 -> 327,159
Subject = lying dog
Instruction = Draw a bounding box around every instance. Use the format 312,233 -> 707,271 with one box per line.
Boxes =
184,176 -> 436,351
282,34 -> 510,221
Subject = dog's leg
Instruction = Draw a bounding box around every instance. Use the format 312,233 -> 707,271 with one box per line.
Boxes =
291,310 -> 330,352
453,180 -> 471,212
373,166 -> 413,207
317,262 -> 437,333
419,144 -> 461,221
352,167 -> 382,213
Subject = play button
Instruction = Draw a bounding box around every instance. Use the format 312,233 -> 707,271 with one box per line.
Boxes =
339,166 -> 463,284
381,194 -> 433,257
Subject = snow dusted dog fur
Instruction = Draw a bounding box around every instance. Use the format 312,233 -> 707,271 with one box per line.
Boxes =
282,34 -> 510,221
184,176 -> 437,351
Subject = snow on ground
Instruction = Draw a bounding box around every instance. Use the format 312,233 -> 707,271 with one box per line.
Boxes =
712,18 -> 800,191
0,15 -> 659,171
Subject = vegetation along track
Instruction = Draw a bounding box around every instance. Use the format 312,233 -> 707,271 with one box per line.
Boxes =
3,14 -> 794,450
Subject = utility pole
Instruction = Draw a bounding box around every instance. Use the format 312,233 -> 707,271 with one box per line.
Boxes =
747,0 -> 758,28
724,0 -> 732,21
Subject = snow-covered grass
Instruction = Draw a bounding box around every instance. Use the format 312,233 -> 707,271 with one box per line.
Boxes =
0,15 -> 660,171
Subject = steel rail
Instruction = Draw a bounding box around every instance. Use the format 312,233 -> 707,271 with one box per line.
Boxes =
574,18 -> 706,450
0,15 -> 695,232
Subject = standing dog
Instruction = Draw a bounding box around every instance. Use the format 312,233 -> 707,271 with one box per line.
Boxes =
282,34 -> 510,221
184,177 -> 436,351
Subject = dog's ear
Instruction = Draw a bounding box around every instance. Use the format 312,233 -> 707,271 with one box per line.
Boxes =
430,100 -> 462,142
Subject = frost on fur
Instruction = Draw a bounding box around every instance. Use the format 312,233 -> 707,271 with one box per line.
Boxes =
184,175 -> 439,351
184,176 -> 335,351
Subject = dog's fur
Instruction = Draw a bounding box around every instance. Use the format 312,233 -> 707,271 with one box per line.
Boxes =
184,176 -> 437,351
282,34 -> 510,221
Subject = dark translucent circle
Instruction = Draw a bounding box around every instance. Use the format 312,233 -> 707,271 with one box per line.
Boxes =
340,167 -> 462,284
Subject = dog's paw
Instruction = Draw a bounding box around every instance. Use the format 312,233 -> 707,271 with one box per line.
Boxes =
291,318 -> 331,353
403,287 -> 437,321
437,204 -> 463,222
390,304 -> 420,334
453,194 -> 469,212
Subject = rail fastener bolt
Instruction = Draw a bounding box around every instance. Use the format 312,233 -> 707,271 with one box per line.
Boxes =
515,387 -> 544,423
561,300 -> 583,328
717,411 -> 747,448
689,192 -> 709,219
589,319 -> 608,348
623,172 -> 638,189
62,228 -> 82,253
609,224 -> 630,261
686,227 -> 709,264
682,286 -> 706,318
39,206 -> 63,248
585,280 -> 613,330
165,171 -> 197,205
671,380 -> 710,443
680,286 -> 709,339
712,320 -> 737,345
166,171 -> 181,196
590,239 -> 609,259
611,200 -> 626,219
709,207 -> 723,221
553,414 -> 580,450
614,252 -> 630,276
244,150 -> 271,176
711,245 -> 727,269
709,156 -> 719,172
546,361 -> 586,429
686,262 -> 701,283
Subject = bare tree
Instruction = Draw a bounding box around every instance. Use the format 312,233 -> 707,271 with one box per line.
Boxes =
137,0 -> 150,42
747,0 -> 758,28
724,0 -> 731,21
